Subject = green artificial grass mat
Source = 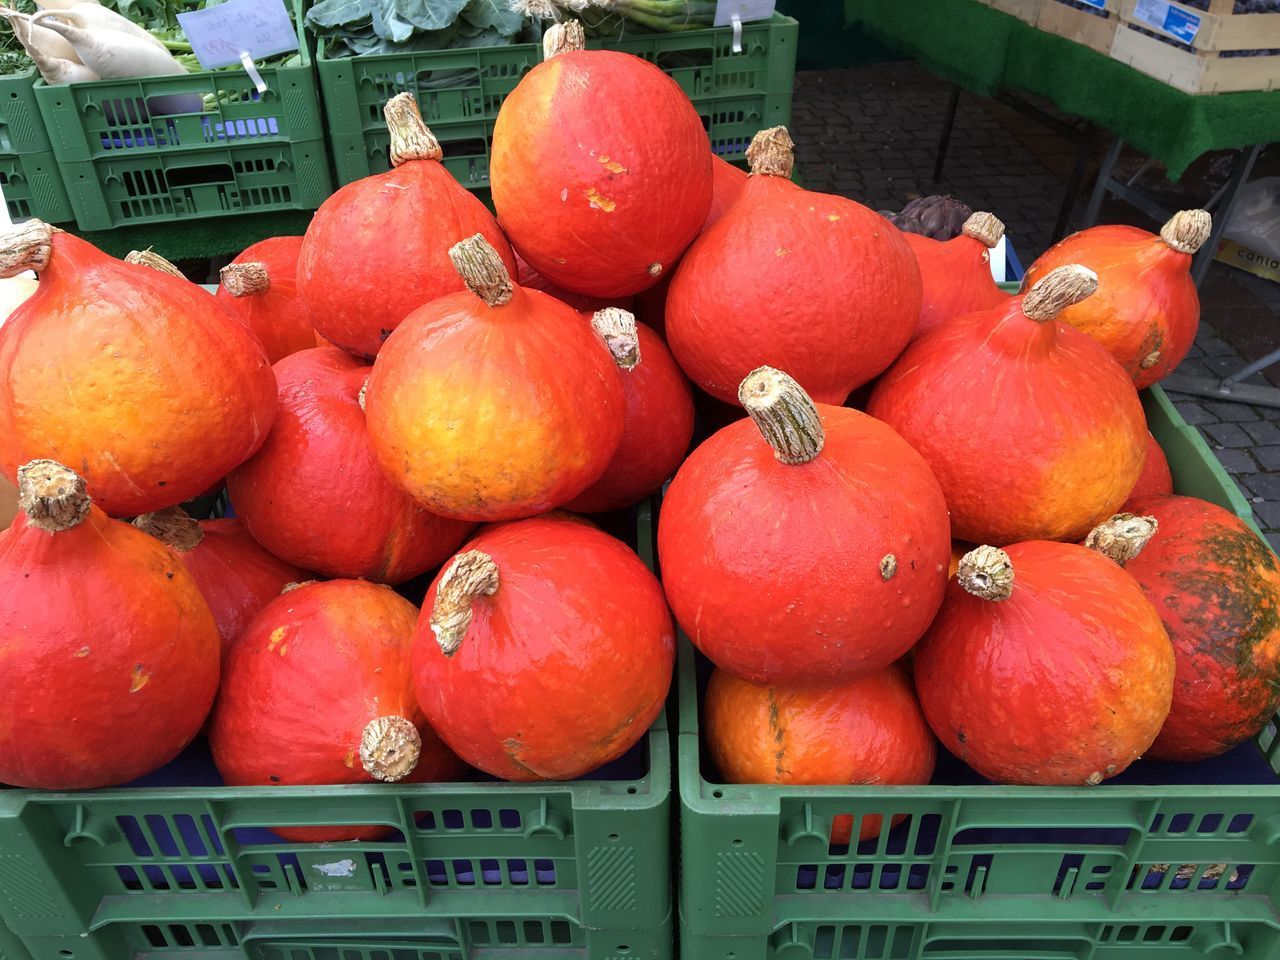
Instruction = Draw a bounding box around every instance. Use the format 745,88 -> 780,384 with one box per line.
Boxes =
847,0 -> 1280,180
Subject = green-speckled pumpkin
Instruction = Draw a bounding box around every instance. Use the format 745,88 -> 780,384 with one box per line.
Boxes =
1121,495 -> 1280,761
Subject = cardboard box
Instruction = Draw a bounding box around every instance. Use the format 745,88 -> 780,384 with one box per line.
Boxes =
1215,238 -> 1280,284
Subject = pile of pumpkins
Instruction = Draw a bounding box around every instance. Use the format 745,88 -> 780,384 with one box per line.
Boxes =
1,21 -> 1277,826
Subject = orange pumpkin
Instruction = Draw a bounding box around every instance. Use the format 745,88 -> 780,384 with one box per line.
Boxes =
228,347 -> 473,582
903,211 -> 1009,338
666,127 -> 921,405
298,94 -> 515,359
0,461 -> 220,788
1128,432 -> 1173,501
490,22 -> 712,298
216,236 -> 314,364
364,235 -> 625,521
706,665 -> 935,843
659,368 -> 951,688
914,542 -> 1174,785
0,222 -> 276,517
1091,500 -> 1280,761
210,579 -> 465,841
868,265 -> 1146,545
564,309 -> 694,513
1022,210 -> 1209,389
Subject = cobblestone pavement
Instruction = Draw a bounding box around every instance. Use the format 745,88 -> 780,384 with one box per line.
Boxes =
791,62 -> 1280,551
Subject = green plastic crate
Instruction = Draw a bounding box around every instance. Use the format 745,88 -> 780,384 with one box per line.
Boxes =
55,138 -> 331,231
12,911 -> 673,960
0,151 -> 73,224
0,503 -> 671,958
677,385 -> 1280,951
0,915 -> 31,960
316,14 -> 799,188
680,903 -> 1280,960
33,0 -> 322,165
0,70 -> 50,156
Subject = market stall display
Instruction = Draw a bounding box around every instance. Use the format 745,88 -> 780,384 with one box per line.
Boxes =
0,7 -> 1278,958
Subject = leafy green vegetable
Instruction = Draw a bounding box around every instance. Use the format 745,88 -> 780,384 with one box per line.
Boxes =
307,0 -> 532,58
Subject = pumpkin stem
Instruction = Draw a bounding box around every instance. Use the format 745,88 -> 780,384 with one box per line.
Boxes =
0,219 -> 52,277
431,550 -> 501,657
281,580 -> 315,594
543,19 -> 585,58
359,715 -> 422,782
125,248 -> 184,278
221,262 -> 270,298
133,506 -> 204,553
1022,264 -> 1098,322
961,212 -> 1005,249
449,234 -> 514,307
746,126 -> 795,179
592,307 -> 640,371
384,92 -> 442,167
739,366 -> 824,465
957,545 -> 1014,602
1085,513 -> 1158,566
358,378 -> 369,412
16,459 -> 90,533
1160,209 -> 1212,255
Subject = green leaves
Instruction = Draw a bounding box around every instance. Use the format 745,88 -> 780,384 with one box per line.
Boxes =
308,0 -> 532,57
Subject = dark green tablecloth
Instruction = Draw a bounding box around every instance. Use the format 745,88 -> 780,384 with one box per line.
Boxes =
81,210 -> 315,262
847,0 -> 1280,180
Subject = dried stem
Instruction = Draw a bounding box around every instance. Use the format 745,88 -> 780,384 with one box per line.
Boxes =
1085,513 -> 1159,566
962,212 -> 1005,249
16,459 -> 90,533
0,220 -> 52,278
738,366 -> 824,465
133,506 -> 204,553
360,715 -> 422,782
592,308 -> 640,371
1022,264 -> 1098,322
221,262 -> 270,297
384,92 -> 442,167
1160,209 -> 1212,255
957,546 -> 1014,602
746,126 -> 795,179
449,234 -> 514,307
431,550 -> 501,656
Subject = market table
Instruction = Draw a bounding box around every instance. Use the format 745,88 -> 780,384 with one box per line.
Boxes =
848,0 -> 1280,403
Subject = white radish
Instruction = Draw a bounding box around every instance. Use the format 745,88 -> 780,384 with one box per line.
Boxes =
7,13 -> 98,83
33,0 -> 99,9
0,7 -> 82,63
31,10 -> 186,77
35,5 -> 172,55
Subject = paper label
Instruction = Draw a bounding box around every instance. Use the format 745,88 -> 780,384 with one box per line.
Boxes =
714,0 -> 776,27
1132,0 -> 1201,44
177,0 -> 299,70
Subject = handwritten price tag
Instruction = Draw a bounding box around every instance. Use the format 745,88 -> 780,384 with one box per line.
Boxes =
177,0 -> 299,70
714,0 -> 776,27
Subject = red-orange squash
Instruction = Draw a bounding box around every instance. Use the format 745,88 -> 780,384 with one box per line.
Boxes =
414,515 -> 674,780
868,265 -> 1146,545
635,154 -> 749,338
706,665 -> 935,843
0,461 -> 220,788
658,367 -> 950,687
216,236 -> 314,364
1129,432 -> 1173,501
914,542 -> 1174,784
666,127 -> 921,405
298,93 -> 515,359
364,235 -> 625,522
903,211 -> 1009,338
1093,498 -> 1280,761
1022,210 -> 1210,389
514,251 -> 634,315
210,579 -> 465,841
490,22 -> 712,298
134,508 -> 307,657
228,347 -> 473,581
564,309 -> 694,513
0,221 -> 276,517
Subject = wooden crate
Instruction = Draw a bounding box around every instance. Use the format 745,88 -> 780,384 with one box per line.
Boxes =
1036,0 -> 1120,53
1110,0 -> 1280,93
979,0 -> 1046,24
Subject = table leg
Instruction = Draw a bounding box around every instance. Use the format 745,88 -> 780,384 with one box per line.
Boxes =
1191,144 -> 1262,287
1052,123 -> 1095,242
933,85 -> 961,183
1082,135 -> 1124,228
